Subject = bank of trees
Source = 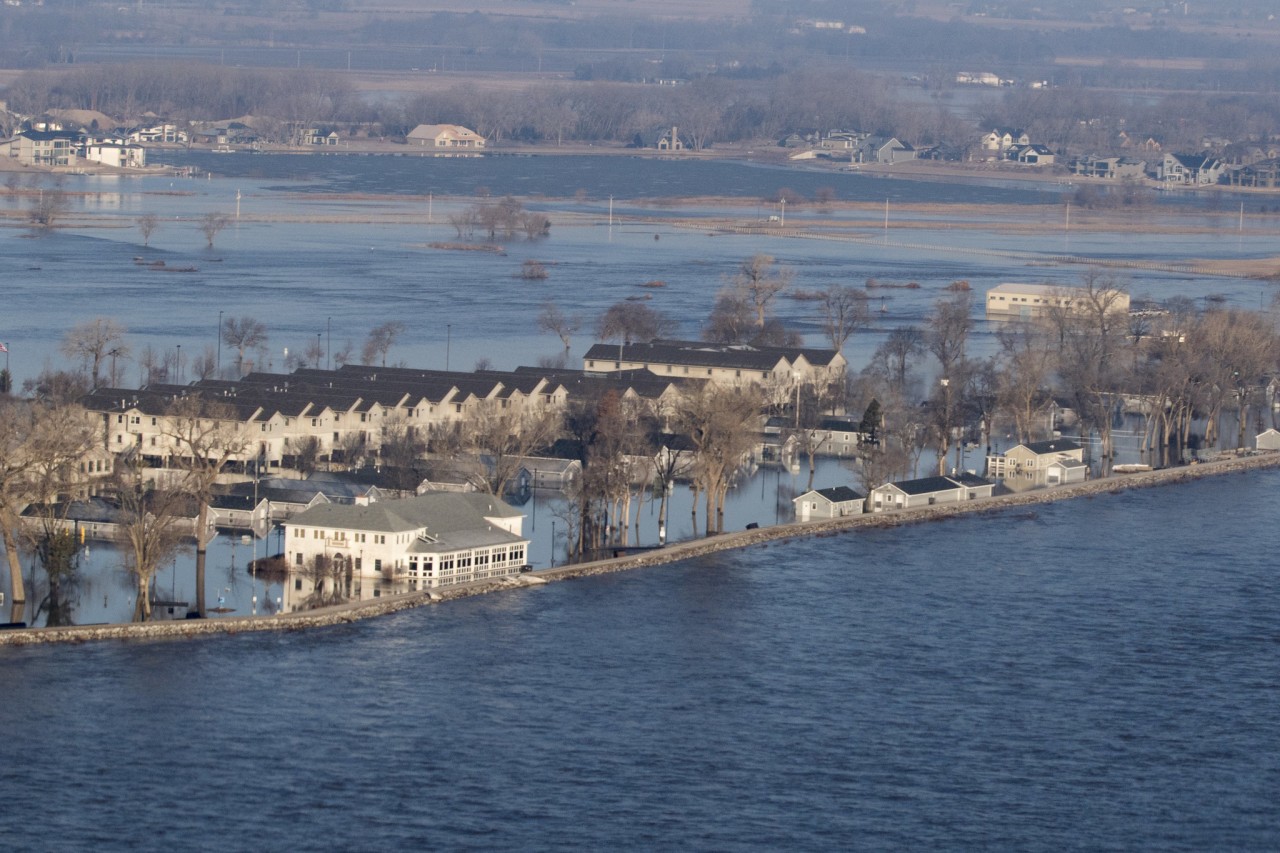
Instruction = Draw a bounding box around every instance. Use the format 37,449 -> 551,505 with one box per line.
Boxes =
857,277 -> 1280,486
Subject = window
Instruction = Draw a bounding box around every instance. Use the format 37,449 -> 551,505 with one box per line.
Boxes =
295,553 -> 303,566
354,557 -> 362,571
373,559 -> 382,572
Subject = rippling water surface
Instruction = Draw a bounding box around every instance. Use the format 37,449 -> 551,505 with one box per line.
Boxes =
3,469 -> 1278,851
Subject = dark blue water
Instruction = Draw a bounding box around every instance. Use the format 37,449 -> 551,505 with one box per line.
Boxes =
168,149 -> 1066,205
4,468 -> 1278,850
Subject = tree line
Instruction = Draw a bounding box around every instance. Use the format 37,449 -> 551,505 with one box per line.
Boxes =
12,58 -> 1280,159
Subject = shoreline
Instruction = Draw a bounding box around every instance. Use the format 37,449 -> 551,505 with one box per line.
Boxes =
5,451 -> 1277,648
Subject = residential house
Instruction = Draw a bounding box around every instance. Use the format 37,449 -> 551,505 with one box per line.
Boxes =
1158,153 -> 1224,186
655,126 -> 685,151
406,124 -> 485,149
1226,158 -> 1280,189
284,492 -> 528,587
128,123 -> 188,144
82,141 -> 146,168
793,486 -> 864,521
985,282 -> 1130,320
869,474 -> 993,512
987,438 -> 1086,486
1006,143 -> 1055,166
1072,155 -> 1147,180
980,127 -> 1030,156
6,130 -> 81,167
854,136 -> 916,164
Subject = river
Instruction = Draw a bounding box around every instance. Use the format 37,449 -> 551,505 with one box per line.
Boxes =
2,466 -> 1278,850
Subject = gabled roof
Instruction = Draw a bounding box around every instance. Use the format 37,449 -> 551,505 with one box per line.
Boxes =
888,475 -> 962,495
584,339 -> 840,372
288,493 -> 523,552
1022,438 -> 1082,455
798,486 -> 863,504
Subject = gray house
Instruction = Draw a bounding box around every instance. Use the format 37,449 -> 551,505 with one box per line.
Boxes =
793,486 -> 865,521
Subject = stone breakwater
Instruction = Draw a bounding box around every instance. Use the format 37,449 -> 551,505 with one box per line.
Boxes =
4,452 -> 1277,648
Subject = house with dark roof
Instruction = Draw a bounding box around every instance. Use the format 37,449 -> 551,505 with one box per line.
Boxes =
1006,143 -> 1055,166
793,486 -> 865,520
1158,153 -> 1223,185
869,473 -> 993,512
284,492 -> 527,591
582,339 -> 846,392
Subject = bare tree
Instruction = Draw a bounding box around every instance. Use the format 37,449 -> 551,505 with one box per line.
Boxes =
222,316 -> 268,375
0,400 -> 99,624
597,301 -> 673,344
538,303 -> 582,353
674,384 -> 759,535
361,321 -> 405,367
730,254 -> 792,330
190,345 -> 218,382
60,317 -> 128,389
819,284 -> 870,352
199,212 -> 230,248
115,461 -> 189,623
441,400 -> 561,497
29,189 -> 69,228
868,326 -> 925,396
162,397 -> 252,617
137,213 -> 160,247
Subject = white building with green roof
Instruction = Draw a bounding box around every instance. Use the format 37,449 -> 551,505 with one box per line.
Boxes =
284,492 -> 528,589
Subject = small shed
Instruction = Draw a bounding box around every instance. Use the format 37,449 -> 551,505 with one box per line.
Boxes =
794,486 -> 865,521
1256,428 -> 1280,451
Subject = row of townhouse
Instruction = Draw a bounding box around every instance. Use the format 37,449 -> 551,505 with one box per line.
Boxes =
82,363 -> 700,473
583,339 -> 846,401
81,340 -> 843,481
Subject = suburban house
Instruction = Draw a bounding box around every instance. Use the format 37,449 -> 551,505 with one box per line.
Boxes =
985,282 -> 1131,320
793,486 -> 864,521
82,141 -> 146,168
1006,143 -> 1055,166
980,127 -> 1030,156
1226,158 -> 1280,189
1072,155 -> 1148,180
582,339 -> 846,393
406,124 -> 485,149
128,123 -> 188,144
655,126 -> 685,150
1158,153 -> 1224,185
283,492 -> 528,588
869,473 -> 994,512
854,136 -> 916,164
987,438 -> 1086,486
4,130 -> 81,166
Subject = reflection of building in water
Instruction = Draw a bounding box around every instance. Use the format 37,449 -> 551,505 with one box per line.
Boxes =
985,282 -> 1130,320
283,493 -> 528,598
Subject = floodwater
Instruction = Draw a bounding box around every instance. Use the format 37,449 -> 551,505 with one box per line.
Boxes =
2,467 -> 1278,850
3,154 -> 1278,849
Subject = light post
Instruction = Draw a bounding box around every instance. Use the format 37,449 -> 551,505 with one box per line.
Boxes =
445,324 -> 451,371
550,520 -> 556,568
175,344 -> 182,383
780,197 -> 786,226
326,316 -> 331,371
316,332 -> 322,368
217,310 -> 223,377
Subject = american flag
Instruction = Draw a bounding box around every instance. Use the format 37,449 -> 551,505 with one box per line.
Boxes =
0,342 -> 7,353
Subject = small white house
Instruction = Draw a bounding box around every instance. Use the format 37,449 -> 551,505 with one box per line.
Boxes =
794,486 -> 864,521
870,474 -> 993,512
1256,428 -> 1280,451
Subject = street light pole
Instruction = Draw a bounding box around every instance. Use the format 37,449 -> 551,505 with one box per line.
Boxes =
217,311 -> 223,377
326,316 -> 331,370
446,324 -> 451,371
550,520 -> 556,568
